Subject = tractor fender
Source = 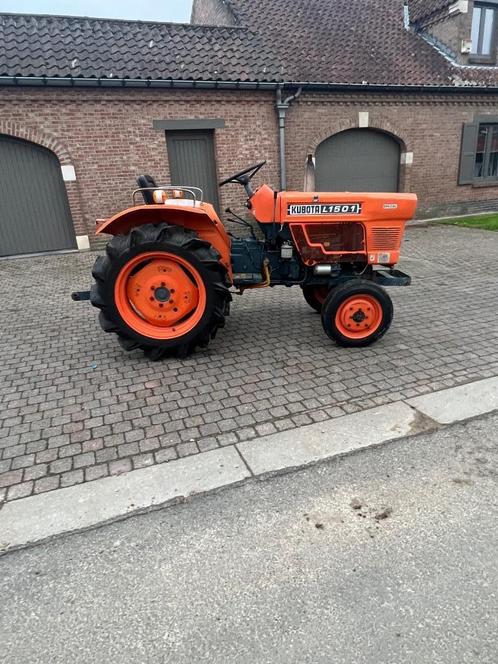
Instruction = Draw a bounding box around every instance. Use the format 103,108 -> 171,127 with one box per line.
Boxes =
96,203 -> 233,277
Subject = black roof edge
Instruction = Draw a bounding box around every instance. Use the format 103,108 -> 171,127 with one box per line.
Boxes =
1,76 -> 497,94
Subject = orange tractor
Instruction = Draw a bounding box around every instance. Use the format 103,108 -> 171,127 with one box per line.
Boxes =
74,162 -> 417,359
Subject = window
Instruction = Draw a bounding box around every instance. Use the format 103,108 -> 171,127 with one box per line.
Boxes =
474,124 -> 498,181
459,118 -> 498,186
471,2 -> 497,60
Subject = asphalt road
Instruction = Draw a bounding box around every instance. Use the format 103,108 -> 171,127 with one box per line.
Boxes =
1,413 -> 497,664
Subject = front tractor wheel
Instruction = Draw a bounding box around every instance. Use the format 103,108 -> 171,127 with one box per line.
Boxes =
321,281 -> 393,348
90,223 -> 231,360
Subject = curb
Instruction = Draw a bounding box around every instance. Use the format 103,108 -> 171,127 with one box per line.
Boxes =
1,376 -> 497,553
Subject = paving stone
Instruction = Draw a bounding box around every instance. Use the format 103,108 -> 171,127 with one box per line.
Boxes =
177,442 -> 199,458
0,469 -> 23,488
155,448 -> 178,464
118,442 -> 139,458
85,464 -> 109,482
73,452 -> 96,469
60,470 -> 84,488
109,458 -> 133,476
218,432 -> 238,447
96,447 -> 118,463
7,481 -> 34,501
2,444 -> 26,460
23,464 -> 48,482
132,453 -> 155,469
11,454 -> 35,470
34,475 -> 60,494
255,422 -> 278,437
58,443 -> 82,459
49,458 -> 73,475
197,438 -> 219,453
35,449 -> 58,464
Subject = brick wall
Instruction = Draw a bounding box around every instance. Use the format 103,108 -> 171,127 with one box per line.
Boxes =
0,87 -> 279,246
421,3 -> 474,63
1,85 -> 498,249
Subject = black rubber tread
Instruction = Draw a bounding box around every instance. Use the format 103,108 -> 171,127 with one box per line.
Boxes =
301,285 -> 329,313
321,280 -> 393,348
90,223 -> 231,359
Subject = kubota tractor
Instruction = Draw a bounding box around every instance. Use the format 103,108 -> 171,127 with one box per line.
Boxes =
74,161 -> 417,360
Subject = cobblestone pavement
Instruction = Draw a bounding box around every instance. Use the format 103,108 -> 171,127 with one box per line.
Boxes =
1,225 -> 497,503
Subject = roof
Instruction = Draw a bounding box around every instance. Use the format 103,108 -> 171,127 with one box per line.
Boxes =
1,0 -> 498,90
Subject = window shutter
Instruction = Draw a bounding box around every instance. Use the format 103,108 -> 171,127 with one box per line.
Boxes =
458,122 -> 479,185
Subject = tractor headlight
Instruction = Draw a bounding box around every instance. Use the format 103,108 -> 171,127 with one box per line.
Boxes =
153,190 -> 167,204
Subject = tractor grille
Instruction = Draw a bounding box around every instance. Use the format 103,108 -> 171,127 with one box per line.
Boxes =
305,223 -> 365,252
370,227 -> 402,251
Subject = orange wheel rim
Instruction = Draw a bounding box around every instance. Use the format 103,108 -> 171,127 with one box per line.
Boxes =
114,251 -> 207,340
335,295 -> 383,340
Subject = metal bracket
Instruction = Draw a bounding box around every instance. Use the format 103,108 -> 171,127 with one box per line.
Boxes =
372,269 -> 411,287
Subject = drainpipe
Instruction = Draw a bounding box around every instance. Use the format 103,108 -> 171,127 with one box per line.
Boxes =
276,85 -> 302,190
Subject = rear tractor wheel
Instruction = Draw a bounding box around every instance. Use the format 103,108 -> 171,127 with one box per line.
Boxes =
321,280 -> 393,348
302,285 -> 331,313
90,223 -> 231,360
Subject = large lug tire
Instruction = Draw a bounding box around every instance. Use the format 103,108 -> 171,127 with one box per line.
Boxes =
90,223 -> 231,360
301,285 -> 331,313
321,280 -> 393,348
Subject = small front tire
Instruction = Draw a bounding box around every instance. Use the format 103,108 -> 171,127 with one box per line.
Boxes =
321,280 -> 393,347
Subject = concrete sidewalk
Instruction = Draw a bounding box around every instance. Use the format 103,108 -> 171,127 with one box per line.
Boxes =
1,412 -> 497,664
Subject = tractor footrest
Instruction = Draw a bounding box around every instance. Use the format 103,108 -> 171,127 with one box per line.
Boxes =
71,290 -> 91,301
372,269 -> 411,287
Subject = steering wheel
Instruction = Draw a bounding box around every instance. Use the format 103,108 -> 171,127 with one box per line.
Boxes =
219,161 -> 266,187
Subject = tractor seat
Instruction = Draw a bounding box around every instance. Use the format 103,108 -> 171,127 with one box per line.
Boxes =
137,174 -> 158,204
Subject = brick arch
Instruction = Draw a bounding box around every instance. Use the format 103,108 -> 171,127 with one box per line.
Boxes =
0,120 -> 73,165
307,117 -> 411,155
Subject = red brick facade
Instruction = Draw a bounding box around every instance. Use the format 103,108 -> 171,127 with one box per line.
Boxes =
1,85 -> 498,247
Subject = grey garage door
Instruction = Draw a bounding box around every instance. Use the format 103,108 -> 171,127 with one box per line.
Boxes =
166,130 -> 220,211
315,129 -> 400,192
0,135 -> 76,257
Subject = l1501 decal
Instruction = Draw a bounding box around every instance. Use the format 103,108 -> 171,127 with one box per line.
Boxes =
288,203 -> 362,215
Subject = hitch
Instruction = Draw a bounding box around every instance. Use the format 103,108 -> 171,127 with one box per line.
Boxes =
71,290 -> 91,301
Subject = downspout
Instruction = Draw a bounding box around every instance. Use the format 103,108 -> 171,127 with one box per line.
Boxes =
276,85 -> 302,190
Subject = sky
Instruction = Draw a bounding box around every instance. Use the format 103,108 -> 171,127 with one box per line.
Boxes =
0,0 -> 192,22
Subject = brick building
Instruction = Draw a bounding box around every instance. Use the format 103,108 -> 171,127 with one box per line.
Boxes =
1,0 -> 498,255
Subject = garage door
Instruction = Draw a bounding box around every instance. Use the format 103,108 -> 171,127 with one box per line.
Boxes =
166,130 -> 220,211
315,129 -> 400,193
0,135 -> 76,257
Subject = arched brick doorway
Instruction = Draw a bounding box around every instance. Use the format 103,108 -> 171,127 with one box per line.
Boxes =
315,129 -> 401,192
